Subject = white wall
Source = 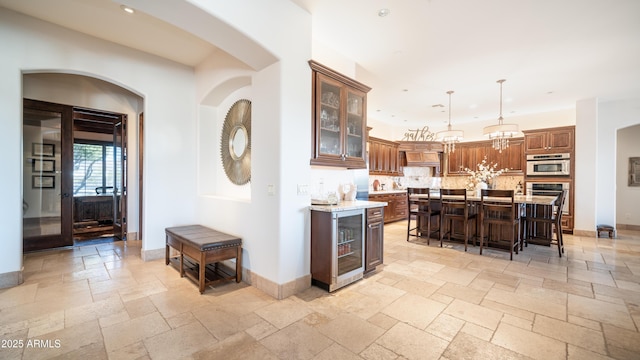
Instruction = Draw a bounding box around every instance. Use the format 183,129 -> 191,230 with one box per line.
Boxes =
0,8 -> 198,278
574,99 -> 599,233
575,97 -> 640,233
2,0 -> 315,292
617,124 -> 640,227
178,0 -> 313,286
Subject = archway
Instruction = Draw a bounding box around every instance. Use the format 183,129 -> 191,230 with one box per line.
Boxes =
22,72 -> 144,250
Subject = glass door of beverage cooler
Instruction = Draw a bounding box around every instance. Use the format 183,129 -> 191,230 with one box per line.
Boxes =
334,209 -> 364,283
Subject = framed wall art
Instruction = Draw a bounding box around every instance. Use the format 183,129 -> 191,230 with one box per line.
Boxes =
32,143 -> 55,157
32,175 -> 55,189
630,157 -> 640,187
32,159 -> 55,173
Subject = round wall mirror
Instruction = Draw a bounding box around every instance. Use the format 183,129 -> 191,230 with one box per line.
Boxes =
229,125 -> 248,160
220,99 -> 251,185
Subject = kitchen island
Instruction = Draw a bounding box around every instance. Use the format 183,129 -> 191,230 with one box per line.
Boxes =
410,191 -> 559,251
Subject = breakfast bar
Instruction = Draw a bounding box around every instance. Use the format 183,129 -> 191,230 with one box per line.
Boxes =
409,190 -> 560,257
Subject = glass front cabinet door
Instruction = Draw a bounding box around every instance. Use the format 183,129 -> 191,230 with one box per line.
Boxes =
310,60 -> 371,169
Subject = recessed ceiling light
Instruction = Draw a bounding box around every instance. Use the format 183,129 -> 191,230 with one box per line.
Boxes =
378,8 -> 390,17
121,5 -> 135,14
432,104 -> 444,108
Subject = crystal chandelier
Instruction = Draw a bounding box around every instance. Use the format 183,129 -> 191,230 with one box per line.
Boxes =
436,90 -> 463,154
483,79 -> 519,153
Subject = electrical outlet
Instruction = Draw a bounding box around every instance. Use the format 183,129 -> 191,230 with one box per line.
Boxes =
297,184 -> 309,196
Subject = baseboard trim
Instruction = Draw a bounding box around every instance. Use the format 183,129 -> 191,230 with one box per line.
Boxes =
0,269 -> 24,289
573,229 -> 596,237
141,247 -> 165,261
243,269 -> 311,300
617,224 -> 640,231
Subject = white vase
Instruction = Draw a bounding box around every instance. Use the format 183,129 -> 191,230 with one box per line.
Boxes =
476,182 -> 487,197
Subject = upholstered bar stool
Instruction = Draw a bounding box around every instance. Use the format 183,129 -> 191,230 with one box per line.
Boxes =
407,188 -> 440,244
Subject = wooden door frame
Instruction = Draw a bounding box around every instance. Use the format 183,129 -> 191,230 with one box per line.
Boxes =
138,112 -> 144,241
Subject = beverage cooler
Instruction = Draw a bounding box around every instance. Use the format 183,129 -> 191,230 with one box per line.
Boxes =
311,208 -> 365,292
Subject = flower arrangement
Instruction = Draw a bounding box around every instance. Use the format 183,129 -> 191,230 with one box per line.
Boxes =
464,156 -> 506,190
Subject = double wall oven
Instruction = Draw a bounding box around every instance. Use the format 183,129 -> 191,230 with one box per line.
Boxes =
525,152 -> 572,215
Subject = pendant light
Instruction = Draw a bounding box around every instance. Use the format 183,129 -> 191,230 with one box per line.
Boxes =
483,79 -> 519,153
437,90 -> 463,154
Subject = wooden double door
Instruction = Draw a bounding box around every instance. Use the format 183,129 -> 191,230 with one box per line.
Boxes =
22,99 -> 127,252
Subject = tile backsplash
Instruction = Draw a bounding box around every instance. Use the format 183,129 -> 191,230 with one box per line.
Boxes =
370,166 -> 523,193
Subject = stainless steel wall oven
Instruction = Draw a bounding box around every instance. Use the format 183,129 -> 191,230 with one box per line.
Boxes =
526,153 -> 570,176
525,182 -> 570,214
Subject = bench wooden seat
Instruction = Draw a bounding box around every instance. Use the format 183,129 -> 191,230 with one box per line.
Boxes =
165,225 -> 242,294
596,224 -> 615,238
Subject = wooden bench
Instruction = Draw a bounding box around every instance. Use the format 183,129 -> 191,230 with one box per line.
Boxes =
596,224 -> 615,238
165,225 -> 242,294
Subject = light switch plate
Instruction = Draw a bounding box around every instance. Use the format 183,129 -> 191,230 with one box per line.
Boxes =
297,184 -> 309,196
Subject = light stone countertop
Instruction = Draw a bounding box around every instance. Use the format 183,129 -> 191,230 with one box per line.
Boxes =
369,189 -> 407,195
309,200 -> 388,212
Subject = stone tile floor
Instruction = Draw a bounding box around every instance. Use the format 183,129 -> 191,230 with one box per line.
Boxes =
1,222 -> 639,359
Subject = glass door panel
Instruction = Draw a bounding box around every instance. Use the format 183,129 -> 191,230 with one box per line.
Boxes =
23,102 -> 73,251
345,91 -> 364,159
318,77 -> 342,156
113,119 -> 126,239
336,212 -> 363,276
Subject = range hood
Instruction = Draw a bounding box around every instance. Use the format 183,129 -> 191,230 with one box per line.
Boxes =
397,141 -> 443,176
403,151 -> 441,166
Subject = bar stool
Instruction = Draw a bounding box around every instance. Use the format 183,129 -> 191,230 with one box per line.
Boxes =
479,189 -> 520,260
407,188 -> 440,244
522,190 -> 566,257
439,189 -> 477,250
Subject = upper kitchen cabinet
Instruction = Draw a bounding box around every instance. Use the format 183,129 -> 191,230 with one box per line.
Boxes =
309,60 -> 371,168
369,137 -> 402,175
494,138 -> 524,173
445,139 -> 524,175
523,126 -> 575,154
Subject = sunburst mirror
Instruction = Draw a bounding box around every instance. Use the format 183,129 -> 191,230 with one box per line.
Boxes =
220,99 -> 251,185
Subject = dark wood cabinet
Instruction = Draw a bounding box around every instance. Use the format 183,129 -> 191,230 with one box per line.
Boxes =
73,196 -> 113,223
365,207 -> 384,274
445,139 -> 524,175
310,60 -> 371,168
523,126 -> 575,233
523,126 -> 574,153
369,192 -> 408,223
369,137 -> 402,175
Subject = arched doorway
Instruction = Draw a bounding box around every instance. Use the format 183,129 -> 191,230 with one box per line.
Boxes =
22,73 -> 143,251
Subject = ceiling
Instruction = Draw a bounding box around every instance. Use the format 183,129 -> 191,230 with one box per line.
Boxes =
3,0 -> 640,128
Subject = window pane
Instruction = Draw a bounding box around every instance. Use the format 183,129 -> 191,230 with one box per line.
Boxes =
74,143 -> 112,196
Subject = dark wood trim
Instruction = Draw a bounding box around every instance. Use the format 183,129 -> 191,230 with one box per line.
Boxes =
139,112 -> 144,241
